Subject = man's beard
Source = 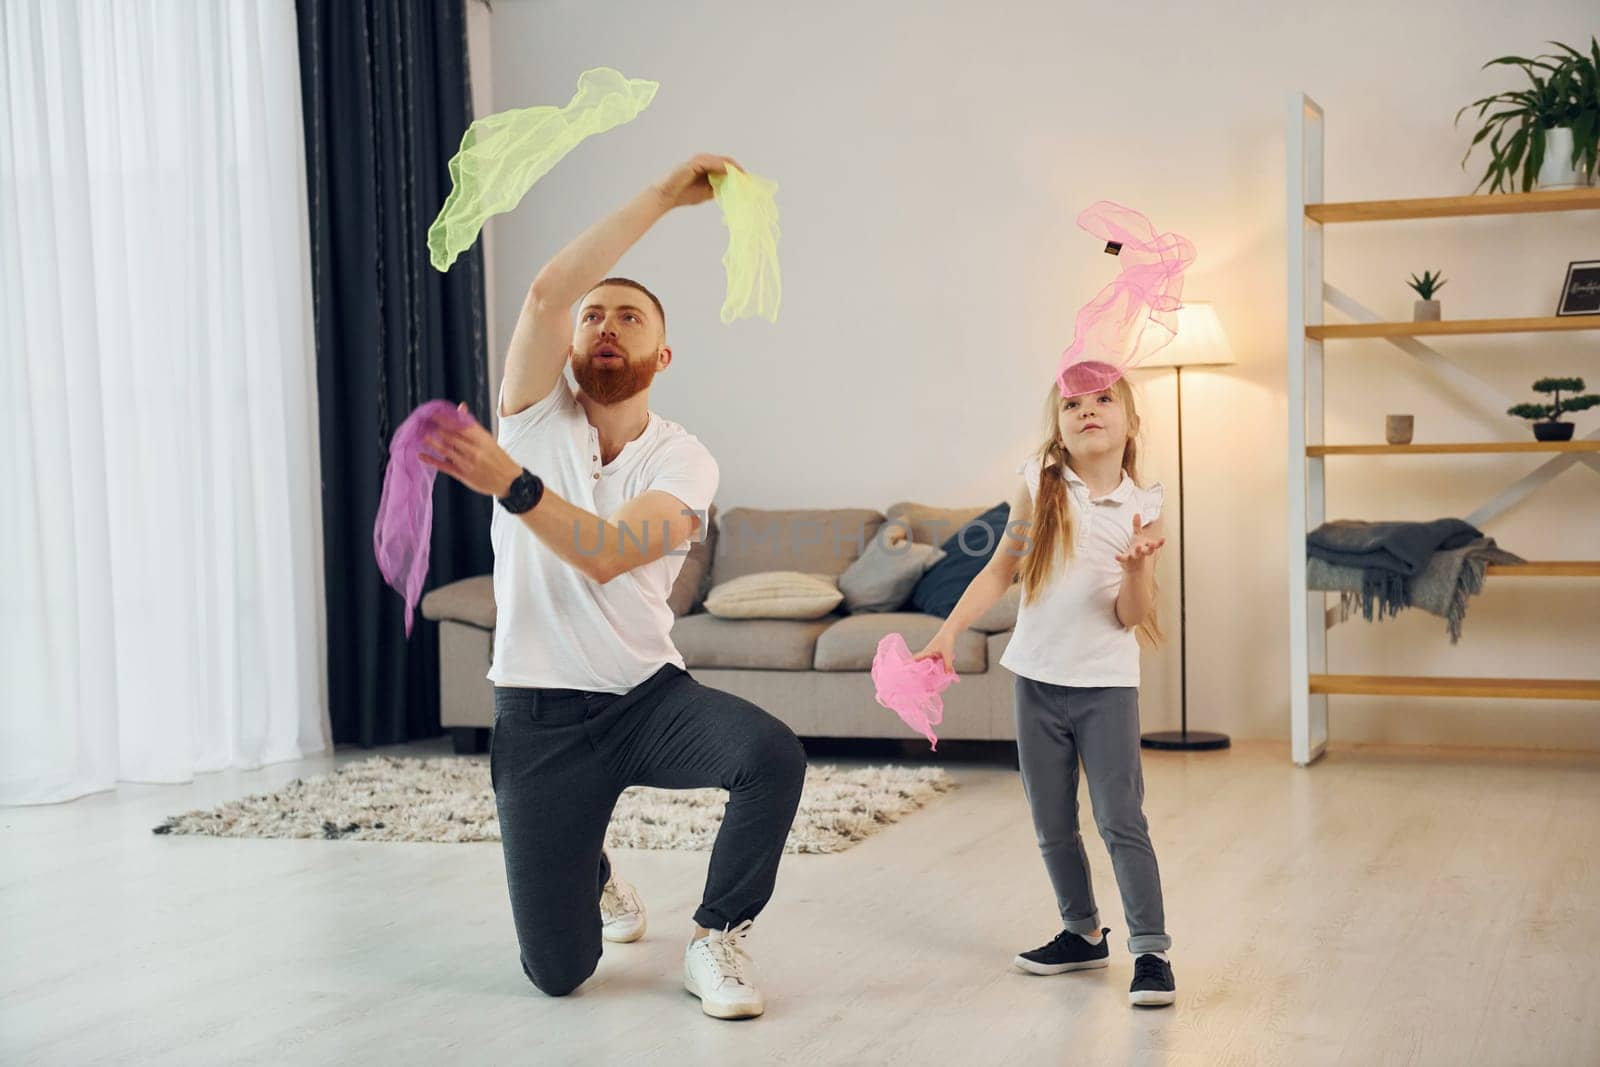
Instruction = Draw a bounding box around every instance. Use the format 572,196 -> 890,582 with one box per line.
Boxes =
573,351 -> 657,405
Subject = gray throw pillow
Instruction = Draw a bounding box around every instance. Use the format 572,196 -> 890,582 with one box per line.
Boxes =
838,532 -> 947,614
666,503 -> 719,617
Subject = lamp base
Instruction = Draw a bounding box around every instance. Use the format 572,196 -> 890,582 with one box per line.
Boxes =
1140,729 -> 1231,752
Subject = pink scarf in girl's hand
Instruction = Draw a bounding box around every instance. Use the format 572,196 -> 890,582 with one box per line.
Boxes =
871,632 -> 959,750
1057,201 -> 1196,397
373,400 -> 477,636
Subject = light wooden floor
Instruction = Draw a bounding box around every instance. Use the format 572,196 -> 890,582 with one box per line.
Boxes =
3,739 -> 1597,1066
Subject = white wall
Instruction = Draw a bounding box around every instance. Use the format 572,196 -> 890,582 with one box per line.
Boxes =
466,0 -> 498,368
485,0 -> 1600,749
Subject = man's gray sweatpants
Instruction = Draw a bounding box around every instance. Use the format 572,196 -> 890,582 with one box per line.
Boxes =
492,664 -> 807,996
1014,675 -> 1171,955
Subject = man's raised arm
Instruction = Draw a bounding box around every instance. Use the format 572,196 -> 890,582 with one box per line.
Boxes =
499,153 -> 740,417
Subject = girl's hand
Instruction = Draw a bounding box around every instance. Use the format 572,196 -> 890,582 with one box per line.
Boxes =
1115,514 -> 1166,571
912,631 -> 958,674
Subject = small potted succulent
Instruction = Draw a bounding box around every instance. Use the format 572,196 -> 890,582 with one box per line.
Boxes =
1507,377 -> 1600,441
1457,37 -> 1599,191
1408,270 -> 1447,321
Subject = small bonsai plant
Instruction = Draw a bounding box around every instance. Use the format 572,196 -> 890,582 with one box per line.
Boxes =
1456,37 -> 1600,192
1407,270 -> 1447,321
1507,377 -> 1600,441
1408,271 -> 1447,299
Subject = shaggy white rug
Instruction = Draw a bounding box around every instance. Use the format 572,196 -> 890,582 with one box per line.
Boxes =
154,756 -> 956,855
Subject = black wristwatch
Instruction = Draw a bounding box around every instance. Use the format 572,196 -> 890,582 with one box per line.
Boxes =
498,468 -> 544,514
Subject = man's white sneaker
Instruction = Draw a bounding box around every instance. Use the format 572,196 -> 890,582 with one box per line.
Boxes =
683,920 -> 764,1019
599,871 -> 647,944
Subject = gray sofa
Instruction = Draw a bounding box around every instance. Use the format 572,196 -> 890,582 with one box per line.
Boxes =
420,502 -> 1023,752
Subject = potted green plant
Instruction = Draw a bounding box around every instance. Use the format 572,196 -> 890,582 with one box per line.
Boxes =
1407,270 -> 1447,321
1457,37 -> 1599,192
1507,377 -> 1600,441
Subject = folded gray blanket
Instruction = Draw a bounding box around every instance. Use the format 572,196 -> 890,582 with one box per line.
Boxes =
1307,536 -> 1524,642
1306,518 -> 1482,574
1306,518 -> 1487,625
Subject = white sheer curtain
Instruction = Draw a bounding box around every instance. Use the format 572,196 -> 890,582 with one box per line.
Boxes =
1,0 -> 330,805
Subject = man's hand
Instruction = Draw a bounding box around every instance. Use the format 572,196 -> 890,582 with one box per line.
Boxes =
654,153 -> 742,209
1115,514 -> 1166,572
420,403 -> 523,499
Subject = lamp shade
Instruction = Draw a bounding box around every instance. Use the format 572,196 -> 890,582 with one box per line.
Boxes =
1142,301 -> 1236,368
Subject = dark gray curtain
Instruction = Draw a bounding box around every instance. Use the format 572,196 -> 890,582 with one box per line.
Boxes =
296,0 -> 494,745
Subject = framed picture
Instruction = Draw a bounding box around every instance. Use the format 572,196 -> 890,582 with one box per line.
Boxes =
1557,260 -> 1600,316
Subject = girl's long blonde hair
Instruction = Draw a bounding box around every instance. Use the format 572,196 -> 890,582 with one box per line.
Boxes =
1018,378 -> 1163,646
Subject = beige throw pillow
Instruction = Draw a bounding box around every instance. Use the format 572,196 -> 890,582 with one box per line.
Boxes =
703,571 -> 843,620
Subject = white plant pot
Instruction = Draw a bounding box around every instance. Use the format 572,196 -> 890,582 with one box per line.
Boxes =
1413,299 -> 1441,322
1536,126 -> 1588,190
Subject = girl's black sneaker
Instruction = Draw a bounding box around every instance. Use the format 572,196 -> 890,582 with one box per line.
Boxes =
1129,953 -> 1176,1007
1013,927 -> 1112,975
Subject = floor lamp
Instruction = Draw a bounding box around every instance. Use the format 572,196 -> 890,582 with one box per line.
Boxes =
1139,302 -> 1236,752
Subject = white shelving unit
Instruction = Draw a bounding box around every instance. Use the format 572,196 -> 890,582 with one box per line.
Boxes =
1285,93 -> 1600,766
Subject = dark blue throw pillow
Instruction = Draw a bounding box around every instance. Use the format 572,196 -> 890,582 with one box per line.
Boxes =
909,502 -> 1011,618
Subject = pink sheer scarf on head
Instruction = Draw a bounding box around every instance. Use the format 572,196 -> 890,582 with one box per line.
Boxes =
373,400 -> 477,636
871,632 -> 959,750
1057,201 -> 1195,397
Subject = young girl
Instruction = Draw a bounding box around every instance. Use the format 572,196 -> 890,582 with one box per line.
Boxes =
915,370 -> 1176,1008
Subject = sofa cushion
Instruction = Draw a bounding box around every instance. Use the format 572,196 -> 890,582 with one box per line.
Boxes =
667,502 -> 720,617
972,582 -> 1022,633
837,531 -> 946,614
671,612 -> 840,670
884,501 -> 993,547
419,575 -> 496,629
711,507 -> 885,586
910,502 -> 1011,617
704,571 -> 844,620
813,612 -> 987,673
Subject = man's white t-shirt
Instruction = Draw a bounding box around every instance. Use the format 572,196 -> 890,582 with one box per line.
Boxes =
487,375 -> 719,693
999,454 -> 1163,689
